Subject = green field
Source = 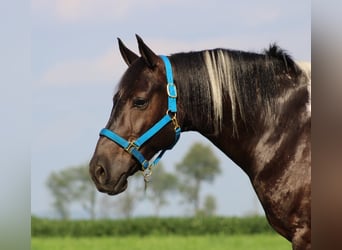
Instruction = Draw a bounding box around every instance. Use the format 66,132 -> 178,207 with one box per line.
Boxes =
32,234 -> 291,250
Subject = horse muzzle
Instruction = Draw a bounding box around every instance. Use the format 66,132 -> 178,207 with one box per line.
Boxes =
89,153 -> 137,195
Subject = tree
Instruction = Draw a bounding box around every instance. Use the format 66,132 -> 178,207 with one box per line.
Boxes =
197,194 -> 217,217
176,142 -> 220,215
146,163 -> 178,216
99,173 -> 143,219
47,172 -> 70,219
114,189 -> 138,219
114,174 -> 143,219
46,164 -> 97,219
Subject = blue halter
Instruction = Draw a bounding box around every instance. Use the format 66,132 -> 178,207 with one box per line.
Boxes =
99,55 -> 181,176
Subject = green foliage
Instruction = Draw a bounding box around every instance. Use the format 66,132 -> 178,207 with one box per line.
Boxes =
196,194 -> 217,217
176,143 -> 220,182
32,235 -> 291,250
31,216 -> 275,237
31,234 -> 291,250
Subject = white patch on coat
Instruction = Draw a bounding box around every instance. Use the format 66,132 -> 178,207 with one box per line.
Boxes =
204,50 -> 240,134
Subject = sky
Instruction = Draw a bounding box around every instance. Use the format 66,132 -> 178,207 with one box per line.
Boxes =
30,0 -> 311,218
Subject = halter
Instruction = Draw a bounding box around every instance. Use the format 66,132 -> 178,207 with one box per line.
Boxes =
99,55 -> 181,178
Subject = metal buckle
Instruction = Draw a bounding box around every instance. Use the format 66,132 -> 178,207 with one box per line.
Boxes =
142,165 -> 153,183
125,141 -> 139,153
167,83 -> 177,98
166,110 -> 180,131
171,114 -> 180,130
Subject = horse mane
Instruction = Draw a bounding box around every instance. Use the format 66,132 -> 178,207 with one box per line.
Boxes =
169,44 -> 305,135
264,43 -> 299,73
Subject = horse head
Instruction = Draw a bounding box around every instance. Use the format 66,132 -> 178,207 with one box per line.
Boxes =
89,35 -> 180,195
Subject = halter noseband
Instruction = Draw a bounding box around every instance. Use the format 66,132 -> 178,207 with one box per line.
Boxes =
99,55 -> 181,177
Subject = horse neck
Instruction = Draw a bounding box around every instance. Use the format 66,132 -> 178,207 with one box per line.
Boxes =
171,49 -> 311,177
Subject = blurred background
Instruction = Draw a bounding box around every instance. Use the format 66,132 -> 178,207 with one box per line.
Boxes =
12,1 -> 342,250
31,0 -> 310,219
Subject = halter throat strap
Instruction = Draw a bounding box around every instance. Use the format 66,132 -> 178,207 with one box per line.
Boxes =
99,55 -> 181,173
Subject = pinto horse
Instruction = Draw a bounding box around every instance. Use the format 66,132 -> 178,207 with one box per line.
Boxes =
89,35 -> 311,249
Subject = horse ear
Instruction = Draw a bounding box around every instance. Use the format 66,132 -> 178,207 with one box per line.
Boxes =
136,34 -> 159,68
118,38 -> 139,66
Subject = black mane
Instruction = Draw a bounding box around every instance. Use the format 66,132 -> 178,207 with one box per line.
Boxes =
264,43 -> 299,73
169,45 -> 304,134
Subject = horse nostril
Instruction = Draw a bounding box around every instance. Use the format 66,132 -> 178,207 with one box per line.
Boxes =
95,165 -> 107,185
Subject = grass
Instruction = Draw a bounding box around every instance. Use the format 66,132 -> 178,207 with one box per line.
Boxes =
32,234 -> 291,250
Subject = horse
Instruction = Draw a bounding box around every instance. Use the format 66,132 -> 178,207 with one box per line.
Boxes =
89,35 -> 311,250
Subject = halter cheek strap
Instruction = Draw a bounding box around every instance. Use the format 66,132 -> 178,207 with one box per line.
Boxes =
99,55 -> 181,177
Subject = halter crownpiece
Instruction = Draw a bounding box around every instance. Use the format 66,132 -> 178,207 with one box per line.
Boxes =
99,55 -> 181,179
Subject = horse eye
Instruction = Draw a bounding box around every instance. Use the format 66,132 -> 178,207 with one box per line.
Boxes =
133,98 -> 148,108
